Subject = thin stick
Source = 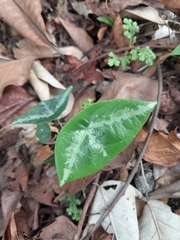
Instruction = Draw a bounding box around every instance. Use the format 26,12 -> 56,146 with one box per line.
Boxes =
81,64 -> 163,239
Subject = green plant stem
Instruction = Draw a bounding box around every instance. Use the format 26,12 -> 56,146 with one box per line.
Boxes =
81,64 -> 163,240
56,119 -> 63,128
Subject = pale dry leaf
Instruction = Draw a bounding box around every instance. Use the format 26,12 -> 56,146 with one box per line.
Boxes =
59,17 -> 94,52
139,200 -> 180,240
88,180 -> 143,240
100,71 -> 158,102
125,6 -> 165,25
59,46 -> 88,61
0,59 -> 33,98
29,69 -> 50,101
0,0 -> 54,47
32,61 -> 64,89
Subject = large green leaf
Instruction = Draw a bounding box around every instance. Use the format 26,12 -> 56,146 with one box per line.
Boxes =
12,86 -> 73,124
55,99 -> 156,186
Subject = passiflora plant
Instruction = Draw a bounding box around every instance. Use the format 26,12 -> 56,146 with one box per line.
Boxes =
12,86 -> 156,186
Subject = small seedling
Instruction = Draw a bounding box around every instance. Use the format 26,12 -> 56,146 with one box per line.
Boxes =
123,18 -> 139,46
60,195 -> 82,221
82,98 -> 93,109
108,18 -> 156,69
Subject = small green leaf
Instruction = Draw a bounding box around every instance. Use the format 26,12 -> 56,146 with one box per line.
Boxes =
43,153 -> 55,164
120,55 -> 131,69
97,16 -> 114,26
123,18 -> 139,45
12,86 -> 73,124
108,52 -> 120,67
130,47 -> 156,66
55,99 -> 156,186
171,45 -> 180,56
36,123 -> 51,143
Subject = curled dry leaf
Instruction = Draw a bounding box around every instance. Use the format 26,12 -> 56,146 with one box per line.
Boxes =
100,71 -> 158,102
0,59 -> 33,98
59,17 -> 94,52
0,0 -> 54,47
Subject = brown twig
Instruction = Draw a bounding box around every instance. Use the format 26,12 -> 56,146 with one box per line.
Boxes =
81,64 -> 163,239
74,173 -> 100,240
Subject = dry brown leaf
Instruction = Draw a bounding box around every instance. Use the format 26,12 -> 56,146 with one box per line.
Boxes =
15,209 -> 30,238
39,216 -> 77,239
100,71 -> 158,102
35,145 -> 54,165
0,0 -> 54,47
0,86 -> 37,127
97,26 -> 107,41
0,185 -> 22,237
59,17 -> 94,52
28,170 -> 55,206
160,91 -> 180,115
94,0 -> 164,16
162,0 -> 180,8
0,59 -> 33,98
111,15 -> 129,48
13,39 -> 56,59
138,130 -> 180,166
